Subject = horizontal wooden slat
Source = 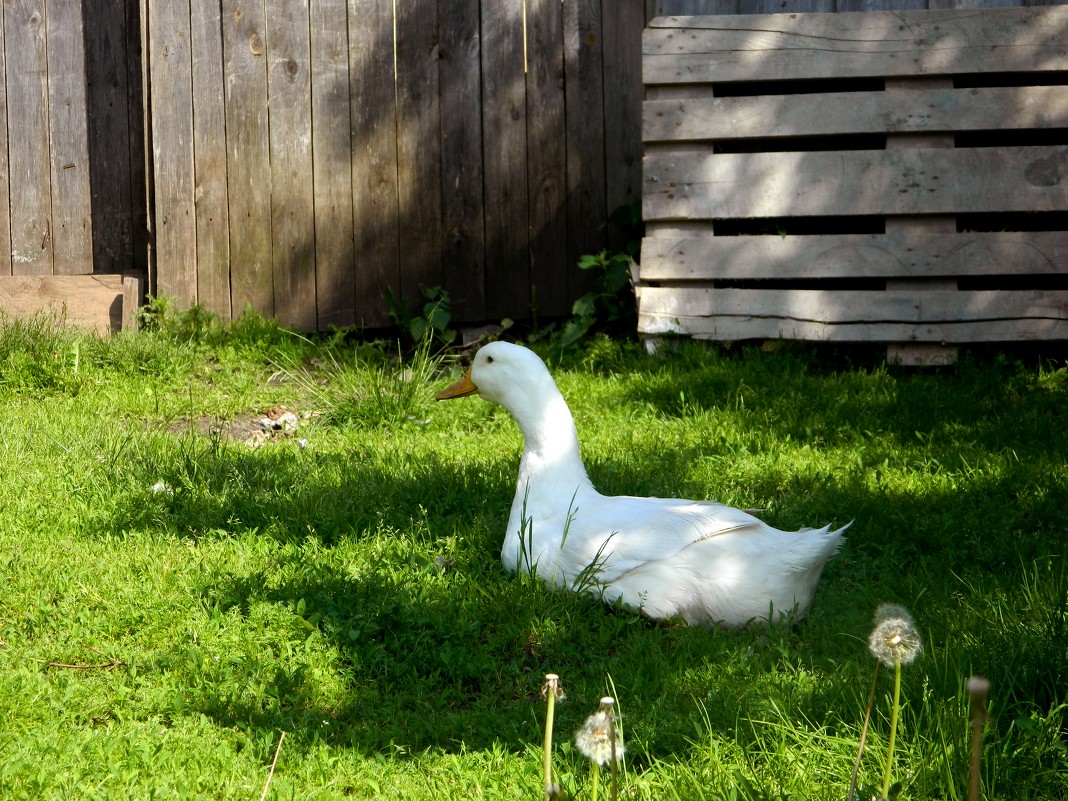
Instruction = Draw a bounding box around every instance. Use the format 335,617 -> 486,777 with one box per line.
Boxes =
640,231 -> 1068,281
637,286 -> 1068,342
644,7 -> 1068,84
0,274 -> 129,334
644,86 -> 1068,142
644,146 -> 1068,220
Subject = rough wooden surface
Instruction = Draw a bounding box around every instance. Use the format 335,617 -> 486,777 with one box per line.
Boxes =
6,0 -> 54,275
149,0 -> 196,301
645,147 -> 1068,221
190,0 -> 232,321
222,0 -> 274,316
641,232 -> 1068,281
644,6 -> 1068,84
0,275 -> 128,334
638,287 -> 1068,343
267,0 -> 317,331
640,5 -> 1068,348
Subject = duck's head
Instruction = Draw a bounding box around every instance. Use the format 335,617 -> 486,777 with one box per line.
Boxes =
435,341 -> 556,411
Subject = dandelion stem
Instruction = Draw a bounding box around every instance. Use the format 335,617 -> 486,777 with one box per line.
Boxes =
590,761 -> 601,801
881,662 -> 902,799
968,676 -> 991,801
849,661 -> 880,801
543,674 -> 559,796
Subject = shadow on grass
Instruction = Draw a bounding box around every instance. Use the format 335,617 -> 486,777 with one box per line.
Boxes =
94,345 -> 1066,768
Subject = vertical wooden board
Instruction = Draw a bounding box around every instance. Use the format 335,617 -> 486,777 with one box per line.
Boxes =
648,1 -> 741,15
394,0 -> 443,301
0,7 -> 12,276
149,0 -> 197,303
310,0 -> 355,329
349,0 -> 399,328
129,0 -> 150,275
525,0 -> 568,317
82,0 -> 135,274
190,1 -> 233,321
5,0 -> 53,275
564,0 -> 607,302
265,0 -> 316,330
481,0 -> 528,320
47,1 -> 94,274
438,0 -> 485,322
222,0 -> 273,317
601,0 -> 643,251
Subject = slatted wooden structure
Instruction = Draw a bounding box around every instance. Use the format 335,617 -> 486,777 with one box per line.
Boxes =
0,2 -> 147,333
148,0 -> 646,330
639,6 -> 1068,357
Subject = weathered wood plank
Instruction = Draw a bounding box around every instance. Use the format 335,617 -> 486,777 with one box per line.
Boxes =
0,12 -> 11,276
527,0 -> 569,314
349,0 -> 399,328
644,6 -> 1068,84
122,274 -> 146,331
603,0 -> 645,250
643,146 -> 1068,220
439,0 -> 486,322
222,0 -> 274,316
644,86 -> 1068,142
482,0 -> 529,319
639,231 -> 1068,281
395,0 -> 443,302
310,0 -> 355,329
83,0 -> 136,273
266,0 -> 316,331
0,274 -> 125,334
564,0 -> 608,300
191,0 -> 232,320
150,0 -> 197,302
5,0 -> 54,274
637,287 -> 1068,342
46,0 -> 93,274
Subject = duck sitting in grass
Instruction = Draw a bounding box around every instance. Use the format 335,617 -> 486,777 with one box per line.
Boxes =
436,341 -> 847,628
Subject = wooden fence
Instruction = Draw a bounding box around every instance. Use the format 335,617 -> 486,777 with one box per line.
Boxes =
639,3 -> 1068,357
148,0 -> 652,330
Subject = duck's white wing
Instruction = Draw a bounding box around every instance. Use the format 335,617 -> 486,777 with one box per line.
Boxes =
565,496 -> 766,581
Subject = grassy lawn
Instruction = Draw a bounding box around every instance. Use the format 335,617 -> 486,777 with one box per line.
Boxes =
0,312 -> 1065,799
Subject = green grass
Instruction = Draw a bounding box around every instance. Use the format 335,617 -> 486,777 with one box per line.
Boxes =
0,312 -> 1065,799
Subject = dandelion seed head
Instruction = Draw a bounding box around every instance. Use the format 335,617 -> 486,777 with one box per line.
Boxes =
868,604 -> 922,667
541,673 -> 565,701
575,697 -> 624,766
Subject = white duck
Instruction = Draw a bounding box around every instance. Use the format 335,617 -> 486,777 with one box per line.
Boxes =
436,341 -> 847,628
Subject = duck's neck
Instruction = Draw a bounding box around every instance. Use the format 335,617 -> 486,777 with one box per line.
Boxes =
512,386 -> 592,490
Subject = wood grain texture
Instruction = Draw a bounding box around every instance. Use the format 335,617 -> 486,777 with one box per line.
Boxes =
638,287 -> 1068,342
0,274 -> 125,333
439,0 -> 486,322
191,0 -> 232,319
640,231 -> 1068,281
266,0 -> 316,330
223,0 -> 273,316
310,0 -> 356,328
603,0 -> 645,249
526,0 -> 569,314
644,6 -> 1068,84
0,13 -> 11,276
481,0 -> 528,319
395,0 -> 443,301
5,0 -> 54,275
644,146 -> 1068,220
644,86 -> 1068,142
46,0 -> 94,274
150,0 -> 197,302
564,0 -> 608,299
349,0 -> 399,328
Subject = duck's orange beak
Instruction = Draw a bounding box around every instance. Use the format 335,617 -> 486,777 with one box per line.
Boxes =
435,369 -> 478,400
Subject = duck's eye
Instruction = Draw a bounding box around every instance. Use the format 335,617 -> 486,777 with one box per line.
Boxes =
485,355 -> 494,364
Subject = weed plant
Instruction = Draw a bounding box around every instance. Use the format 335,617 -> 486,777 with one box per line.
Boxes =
0,312 -> 1065,799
